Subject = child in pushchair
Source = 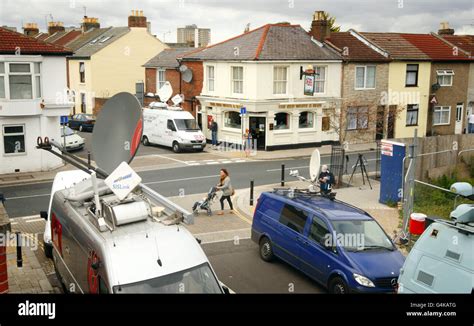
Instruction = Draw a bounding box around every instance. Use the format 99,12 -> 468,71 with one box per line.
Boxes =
192,186 -> 218,216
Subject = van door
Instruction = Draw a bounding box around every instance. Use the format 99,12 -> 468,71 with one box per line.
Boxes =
274,203 -> 310,269
298,215 -> 335,284
165,119 -> 177,147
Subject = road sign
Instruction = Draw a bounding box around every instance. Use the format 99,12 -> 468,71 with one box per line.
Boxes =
60,116 -> 69,125
240,107 -> 247,115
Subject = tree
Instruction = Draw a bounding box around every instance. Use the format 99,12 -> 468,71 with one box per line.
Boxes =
321,11 -> 341,33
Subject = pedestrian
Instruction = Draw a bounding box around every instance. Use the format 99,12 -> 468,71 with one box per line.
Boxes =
318,165 -> 334,194
243,128 -> 252,158
468,112 -> 474,134
216,168 -> 234,215
211,119 -> 218,149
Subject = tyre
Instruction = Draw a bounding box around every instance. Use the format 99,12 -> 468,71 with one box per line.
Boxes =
259,236 -> 274,262
142,136 -> 150,146
172,142 -> 181,153
328,276 -> 349,294
79,125 -> 84,132
44,241 -> 53,259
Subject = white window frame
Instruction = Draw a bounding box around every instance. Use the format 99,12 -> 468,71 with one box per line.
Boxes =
273,66 -> 288,95
2,124 -> 26,156
355,65 -> 376,90
207,65 -> 215,92
0,62 -> 5,99
436,69 -> 454,87
274,112 -> 291,131
406,104 -> 419,126
224,111 -> 241,129
298,111 -> 315,129
156,69 -> 166,90
313,66 -> 326,94
231,66 -> 244,94
433,106 -> 451,126
6,62 -> 40,100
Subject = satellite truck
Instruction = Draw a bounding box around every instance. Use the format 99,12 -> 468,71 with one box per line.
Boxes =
398,182 -> 474,294
38,92 -> 228,294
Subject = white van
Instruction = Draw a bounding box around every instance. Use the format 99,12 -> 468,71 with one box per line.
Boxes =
142,107 -> 206,153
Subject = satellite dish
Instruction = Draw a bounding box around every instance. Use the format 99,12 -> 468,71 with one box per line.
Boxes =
180,65 -> 193,83
309,149 -> 321,182
171,94 -> 184,106
92,92 -> 143,174
157,81 -> 173,103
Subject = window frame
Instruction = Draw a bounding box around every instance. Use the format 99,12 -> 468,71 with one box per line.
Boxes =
313,66 -> 326,94
2,124 -> 26,156
406,104 -> 419,126
278,204 -> 310,235
308,215 -> 331,248
207,65 -> 215,92
224,111 -> 242,129
156,69 -> 166,91
405,64 -> 419,87
354,65 -> 376,90
298,111 -> 315,129
79,62 -> 85,84
346,107 -> 369,131
433,106 -> 451,126
231,66 -> 244,95
0,62 -> 5,99
273,66 -> 288,95
274,112 -> 290,131
436,69 -> 454,87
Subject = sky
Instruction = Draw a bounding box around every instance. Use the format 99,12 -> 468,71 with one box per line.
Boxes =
0,0 -> 473,44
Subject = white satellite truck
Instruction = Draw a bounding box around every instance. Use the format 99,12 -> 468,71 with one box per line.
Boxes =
38,92 -> 228,294
142,82 -> 206,153
398,182 -> 474,294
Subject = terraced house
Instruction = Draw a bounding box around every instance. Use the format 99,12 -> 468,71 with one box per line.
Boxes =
180,23 -> 343,150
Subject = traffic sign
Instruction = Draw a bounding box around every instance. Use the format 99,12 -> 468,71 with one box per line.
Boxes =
60,115 -> 69,125
240,107 -> 247,115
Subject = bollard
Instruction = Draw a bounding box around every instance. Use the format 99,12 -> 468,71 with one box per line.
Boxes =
250,180 -> 254,206
281,164 -> 285,186
16,232 -> 22,268
88,151 -> 91,168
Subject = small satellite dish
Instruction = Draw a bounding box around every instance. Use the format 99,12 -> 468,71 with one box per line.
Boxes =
171,94 -> 184,106
92,92 -> 143,174
180,65 -> 193,83
157,81 -> 173,103
309,149 -> 321,182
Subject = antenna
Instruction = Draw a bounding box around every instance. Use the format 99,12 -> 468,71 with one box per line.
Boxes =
83,6 -> 87,17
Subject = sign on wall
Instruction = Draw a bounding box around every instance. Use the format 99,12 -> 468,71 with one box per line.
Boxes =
304,75 -> 315,96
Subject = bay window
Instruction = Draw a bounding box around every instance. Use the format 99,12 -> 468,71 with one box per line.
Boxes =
0,62 -> 42,100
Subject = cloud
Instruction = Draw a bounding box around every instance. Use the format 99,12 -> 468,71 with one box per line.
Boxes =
0,0 -> 472,44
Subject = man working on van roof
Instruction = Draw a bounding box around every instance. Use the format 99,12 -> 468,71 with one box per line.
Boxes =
318,165 -> 334,194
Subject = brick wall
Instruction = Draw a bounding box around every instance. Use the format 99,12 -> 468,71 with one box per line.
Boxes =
92,97 -> 108,116
340,62 -> 389,144
427,62 -> 470,136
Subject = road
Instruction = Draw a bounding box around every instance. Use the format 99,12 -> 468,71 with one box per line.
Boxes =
0,150 -> 378,218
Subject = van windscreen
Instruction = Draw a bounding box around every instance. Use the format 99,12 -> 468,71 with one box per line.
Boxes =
175,119 -> 199,131
113,263 -> 222,294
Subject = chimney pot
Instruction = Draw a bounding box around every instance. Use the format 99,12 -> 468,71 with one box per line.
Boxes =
438,21 -> 455,36
309,10 -> 330,42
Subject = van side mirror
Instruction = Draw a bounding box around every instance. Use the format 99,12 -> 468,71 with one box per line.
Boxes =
40,211 -> 48,220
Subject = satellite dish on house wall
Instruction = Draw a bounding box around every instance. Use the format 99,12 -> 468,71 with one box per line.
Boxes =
180,64 -> 193,83
157,81 -> 173,103
309,149 -> 321,182
91,92 -> 143,174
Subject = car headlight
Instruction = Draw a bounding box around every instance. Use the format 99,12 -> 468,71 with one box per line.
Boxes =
353,273 -> 375,287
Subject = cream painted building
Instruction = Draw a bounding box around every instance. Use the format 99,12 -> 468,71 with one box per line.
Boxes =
68,13 -> 167,115
182,24 -> 342,150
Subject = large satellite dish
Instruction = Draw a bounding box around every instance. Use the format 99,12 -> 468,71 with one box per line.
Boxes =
92,92 -> 143,174
180,65 -> 193,83
157,81 -> 173,103
309,149 -> 321,182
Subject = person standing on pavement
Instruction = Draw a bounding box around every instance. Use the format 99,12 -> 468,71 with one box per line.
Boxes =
318,165 -> 334,194
211,119 -> 218,149
468,112 -> 474,134
216,168 -> 234,215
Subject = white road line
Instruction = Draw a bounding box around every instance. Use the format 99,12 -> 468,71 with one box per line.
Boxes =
5,193 -> 50,200
143,174 -> 220,185
22,215 -> 40,220
266,165 -> 309,172
25,218 -> 45,223
234,160 -> 246,163
206,162 -> 219,165
153,154 -> 188,164
222,161 -> 232,164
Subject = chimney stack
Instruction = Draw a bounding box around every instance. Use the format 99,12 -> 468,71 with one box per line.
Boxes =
82,16 -> 100,33
438,22 -> 455,36
48,21 -> 65,35
309,11 -> 330,42
23,23 -> 39,36
128,10 -> 147,28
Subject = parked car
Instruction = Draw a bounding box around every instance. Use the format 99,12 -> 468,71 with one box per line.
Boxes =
251,190 -> 405,293
68,114 -> 96,132
60,126 -> 85,151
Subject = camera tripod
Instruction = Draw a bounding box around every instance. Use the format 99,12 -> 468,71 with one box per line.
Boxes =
348,154 -> 372,189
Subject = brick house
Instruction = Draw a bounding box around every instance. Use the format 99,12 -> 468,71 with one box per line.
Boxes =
143,47 -> 203,116
325,30 -> 391,143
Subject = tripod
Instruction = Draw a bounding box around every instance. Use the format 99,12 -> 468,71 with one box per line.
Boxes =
348,154 -> 372,189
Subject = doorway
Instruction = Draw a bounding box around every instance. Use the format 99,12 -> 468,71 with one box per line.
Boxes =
249,116 -> 266,150
455,103 -> 463,134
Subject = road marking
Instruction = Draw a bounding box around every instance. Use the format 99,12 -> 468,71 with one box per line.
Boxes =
143,174 -> 220,185
266,165 -> 309,172
25,218 -> 45,223
22,215 -> 41,220
152,154 -> 188,164
222,161 -> 232,164
10,222 -> 18,225
233,160 -> 246,163
206,162 -> 219,165
232,209 -> 252,225
186,163 -> 201,166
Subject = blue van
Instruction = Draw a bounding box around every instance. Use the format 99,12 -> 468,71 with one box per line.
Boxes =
251,190 -> 405,293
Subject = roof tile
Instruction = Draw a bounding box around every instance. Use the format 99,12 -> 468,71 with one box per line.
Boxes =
0,27 -> 71,55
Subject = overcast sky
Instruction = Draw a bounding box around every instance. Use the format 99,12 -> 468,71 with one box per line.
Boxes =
1,0 -> 473,43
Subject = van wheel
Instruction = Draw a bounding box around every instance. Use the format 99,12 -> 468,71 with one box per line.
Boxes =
328,276 -> 349,294
44,241 -> 53,259
259,237 -> 274,262
142,136 -> 150,146
172,142 -> 181,153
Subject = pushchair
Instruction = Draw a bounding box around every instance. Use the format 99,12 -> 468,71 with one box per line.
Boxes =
192,186 -> 218,216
